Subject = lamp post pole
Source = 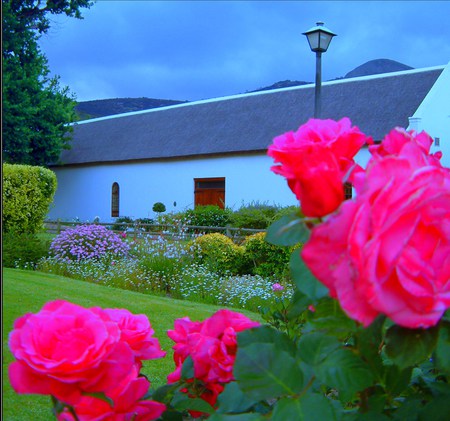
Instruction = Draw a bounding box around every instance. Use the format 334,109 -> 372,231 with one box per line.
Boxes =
314,51 -> 322,118
303,22 -> 336,119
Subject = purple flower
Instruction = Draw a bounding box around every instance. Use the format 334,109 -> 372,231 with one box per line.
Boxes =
272,283 -> 284,292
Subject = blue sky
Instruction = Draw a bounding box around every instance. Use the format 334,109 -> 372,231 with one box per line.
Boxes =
39,1 -> 450,102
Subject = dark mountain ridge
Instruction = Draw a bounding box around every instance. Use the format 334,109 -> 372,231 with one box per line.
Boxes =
75,59 -> 413,120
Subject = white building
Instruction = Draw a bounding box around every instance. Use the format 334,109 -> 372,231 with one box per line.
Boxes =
48,63 -> 449,222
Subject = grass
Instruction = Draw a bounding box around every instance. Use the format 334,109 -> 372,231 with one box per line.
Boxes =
2,267 -> 260,420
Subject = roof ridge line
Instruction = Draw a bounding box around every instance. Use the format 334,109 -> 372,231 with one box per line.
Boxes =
73,64 -> 446,126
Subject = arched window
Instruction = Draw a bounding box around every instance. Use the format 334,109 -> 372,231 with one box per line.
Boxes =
111,182 -> 120,217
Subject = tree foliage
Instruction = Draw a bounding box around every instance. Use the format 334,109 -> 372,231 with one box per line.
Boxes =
2,0 -> 93,166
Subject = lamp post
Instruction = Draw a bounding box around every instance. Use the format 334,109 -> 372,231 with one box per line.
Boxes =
303,22 -> 336,118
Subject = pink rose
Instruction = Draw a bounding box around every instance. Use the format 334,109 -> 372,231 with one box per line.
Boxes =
8,300 -> 135,404
301,140 -> 450,328
104,308 -> 166,362
167,310 -> 260,385
268,118 -> 368,217
58,368 -> 166,421
369,127 -> 442,164
272,282 -> 284,291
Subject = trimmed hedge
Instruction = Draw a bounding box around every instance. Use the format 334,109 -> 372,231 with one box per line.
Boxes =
190,233 -> 246,274
185,205 -> 232,229
2,163 -> 57,234
243,232 -> 295,281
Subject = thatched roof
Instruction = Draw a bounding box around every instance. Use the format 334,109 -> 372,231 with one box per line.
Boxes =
56,66 -> 444,166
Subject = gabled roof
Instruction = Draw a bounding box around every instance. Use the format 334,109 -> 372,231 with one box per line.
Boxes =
56,66 -> 444,166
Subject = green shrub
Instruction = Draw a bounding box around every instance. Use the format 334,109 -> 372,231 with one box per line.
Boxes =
271,205 -> 302,223
2,232 -> 51,268
242,232 -> 294,281
190,233 -> 245,275
152,202 -> 166,213
185,205 -> 232,230
2,163 -> 57,234
231,202 -> 280,229
111,216 -> 134,232
135,218 -> 154,232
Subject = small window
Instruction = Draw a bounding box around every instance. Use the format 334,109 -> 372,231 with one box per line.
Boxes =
344,182 -> 353,200
111,182 -> 120,217
435,137 -> 440,146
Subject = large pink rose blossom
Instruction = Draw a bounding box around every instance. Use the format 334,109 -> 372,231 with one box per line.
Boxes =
8,300 -> 135,404
167,310 -> 258,418
302,139 -> 450,328
104,308 -> 166,363
268,118 -> 368,217
369,127 -> 442,163
58,367 -> 166,421
168,310 -> 260,384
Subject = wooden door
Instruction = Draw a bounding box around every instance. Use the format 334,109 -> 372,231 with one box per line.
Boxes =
194,178 -> 225,209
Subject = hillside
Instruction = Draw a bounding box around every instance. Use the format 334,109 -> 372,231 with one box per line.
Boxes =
75,97 -> 187,120
75,59 -> 413,120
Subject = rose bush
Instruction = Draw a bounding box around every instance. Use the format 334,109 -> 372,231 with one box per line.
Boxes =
8,119 -> 450,420
302,128 -> 450,328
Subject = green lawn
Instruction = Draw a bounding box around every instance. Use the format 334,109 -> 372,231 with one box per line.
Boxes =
2,268 -> 260,420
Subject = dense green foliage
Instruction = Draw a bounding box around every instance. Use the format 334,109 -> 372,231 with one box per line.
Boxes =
230,202 -> 279,229
2,0 -> 93,166
243,232 -> 295,280
190,233 -> 246,275
111,216 -> 134,231
2,232 -> 52,269
185,205 -> 233,229
2,163 -> 57,234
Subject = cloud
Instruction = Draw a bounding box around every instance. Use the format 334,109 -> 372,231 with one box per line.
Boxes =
39,1 -> 450,102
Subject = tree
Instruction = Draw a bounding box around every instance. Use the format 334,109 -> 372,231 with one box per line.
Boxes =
2,0 -> 93,166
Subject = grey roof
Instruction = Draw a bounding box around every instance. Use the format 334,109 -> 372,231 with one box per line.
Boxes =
56,66 -> 444,166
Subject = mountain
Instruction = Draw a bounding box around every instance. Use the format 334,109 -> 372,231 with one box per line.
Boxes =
75,97 -> 187,120
248,79 -> 310,93
344,58 -> 413,79
74,59 -> 414,120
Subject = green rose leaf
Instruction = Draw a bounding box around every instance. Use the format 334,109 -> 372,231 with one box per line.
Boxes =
435,321 -> 450,375
160,409 -> 184,421
297,331 -> 341,366
181,355 -> 194,380
384,324 -> 439,370
384,365 -> 413,397
315,348 -> 375,402
266,212 -> 309,246
237,325 -> 296,357
418,396 -> 450,421
290,250 -> 328,301
234,342 -> 304,400
208,413 -> 266,421
271,393 -> 338,421
355,316 -> 386,378
171,390 -> 215,414
307,297 -> 357,336
216,382 -> 259,414
287,290 -> 311,318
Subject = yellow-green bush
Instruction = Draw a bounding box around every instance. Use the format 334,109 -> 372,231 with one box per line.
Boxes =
2,163 -> 57,234
243,232 -> 297,281
190,233 -> 246,274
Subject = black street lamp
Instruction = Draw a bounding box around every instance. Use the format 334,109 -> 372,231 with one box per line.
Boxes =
303,22 -> 337,118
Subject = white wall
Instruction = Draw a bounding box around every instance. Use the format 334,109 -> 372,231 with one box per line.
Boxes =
48,153 -> 299,222
408,62 -> 450,168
